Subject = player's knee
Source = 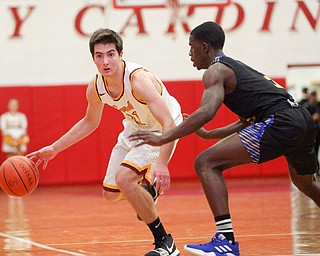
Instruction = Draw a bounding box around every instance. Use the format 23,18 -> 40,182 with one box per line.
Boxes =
194,152 -> 210,173
115,170 -> 128,190
194,152 -> 220,176
194,154 -> 202,174
102,189 -> 122,203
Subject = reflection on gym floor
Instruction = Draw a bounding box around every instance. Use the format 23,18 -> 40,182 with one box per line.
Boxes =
291,184 -> 320,255
0,178 -> 319,255
3,196 -> 31,255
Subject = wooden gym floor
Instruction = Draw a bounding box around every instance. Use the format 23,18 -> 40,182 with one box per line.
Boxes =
0,177 -> 319,256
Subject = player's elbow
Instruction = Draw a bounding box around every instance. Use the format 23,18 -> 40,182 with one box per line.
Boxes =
91,121 -> 100,130
83,115 -> 101,131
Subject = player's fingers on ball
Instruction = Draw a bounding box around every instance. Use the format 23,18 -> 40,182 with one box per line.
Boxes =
28,155 -> 36,161
26,152 -> 35,158
29,156 -> 37,165
36,159 -> 42,167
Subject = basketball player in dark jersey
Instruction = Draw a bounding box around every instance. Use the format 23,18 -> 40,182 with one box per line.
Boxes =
129,21 -> 320,256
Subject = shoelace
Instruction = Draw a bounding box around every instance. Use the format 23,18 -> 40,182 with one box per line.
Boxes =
196,237 -> 220,246
153,236 -> 167,249
210,236 -> 223,244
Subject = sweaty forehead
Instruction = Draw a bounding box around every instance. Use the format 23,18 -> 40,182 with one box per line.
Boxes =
94,43 -> 116,53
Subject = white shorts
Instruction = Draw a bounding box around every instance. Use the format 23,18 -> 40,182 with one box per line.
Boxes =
103,121 -> 180,192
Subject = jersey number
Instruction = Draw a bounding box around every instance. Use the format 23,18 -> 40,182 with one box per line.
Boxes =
126,111 -> 146,126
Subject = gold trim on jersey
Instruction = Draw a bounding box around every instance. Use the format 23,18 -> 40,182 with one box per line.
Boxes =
103,77 -> 124,102
130,68 -> 147,105
155,76 -> 163,96
94,73 -> 102,102
129,68 -> 144,84
96,61 -> 126,102
129,68 -> 164,105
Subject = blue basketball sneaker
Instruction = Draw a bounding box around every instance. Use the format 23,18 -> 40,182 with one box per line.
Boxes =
184,233 -> 239,256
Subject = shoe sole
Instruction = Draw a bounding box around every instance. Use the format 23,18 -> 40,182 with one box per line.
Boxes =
145,249 -> 180,256
145,245 -> 180,256
171,249 -> 180,256
184,245 -> 237,256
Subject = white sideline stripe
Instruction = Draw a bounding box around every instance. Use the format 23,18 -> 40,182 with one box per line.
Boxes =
0,232 -> 85,256
46,231 -> 320,246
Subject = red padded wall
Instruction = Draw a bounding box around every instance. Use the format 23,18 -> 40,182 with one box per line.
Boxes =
0,78 -> 288,185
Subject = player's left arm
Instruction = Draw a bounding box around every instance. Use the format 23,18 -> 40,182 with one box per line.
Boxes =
131,71 -> 176,193
184,113 -> 247,140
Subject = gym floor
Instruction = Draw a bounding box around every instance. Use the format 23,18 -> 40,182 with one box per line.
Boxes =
0,177 -> 319,255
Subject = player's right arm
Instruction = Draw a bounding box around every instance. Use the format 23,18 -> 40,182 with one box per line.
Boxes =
27,81 -> 104,169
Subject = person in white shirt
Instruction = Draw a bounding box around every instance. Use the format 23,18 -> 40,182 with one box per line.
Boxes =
1,98 -> 29,158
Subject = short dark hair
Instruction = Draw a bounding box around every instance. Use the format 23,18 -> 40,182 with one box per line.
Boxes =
310,90 -> 317,96
190,21 -> 225,50
89,28 -> 123,58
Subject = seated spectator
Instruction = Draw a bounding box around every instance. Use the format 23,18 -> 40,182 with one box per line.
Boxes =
0,99 -> 29,158
298,87 -> 309,108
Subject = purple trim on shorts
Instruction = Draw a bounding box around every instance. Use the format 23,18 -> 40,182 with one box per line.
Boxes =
238,116 -> 274,164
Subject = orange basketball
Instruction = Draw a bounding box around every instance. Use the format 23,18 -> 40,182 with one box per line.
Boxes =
0,155 -> 39,197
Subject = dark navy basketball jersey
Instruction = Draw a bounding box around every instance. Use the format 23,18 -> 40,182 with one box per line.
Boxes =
214,55 -> 297,122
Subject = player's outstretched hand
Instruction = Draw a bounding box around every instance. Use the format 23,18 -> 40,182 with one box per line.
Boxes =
129,131 -> 164,146
26,146 -> 57,170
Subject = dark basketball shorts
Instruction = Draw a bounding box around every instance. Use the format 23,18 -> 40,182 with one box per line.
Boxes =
238,107 -> 318,175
